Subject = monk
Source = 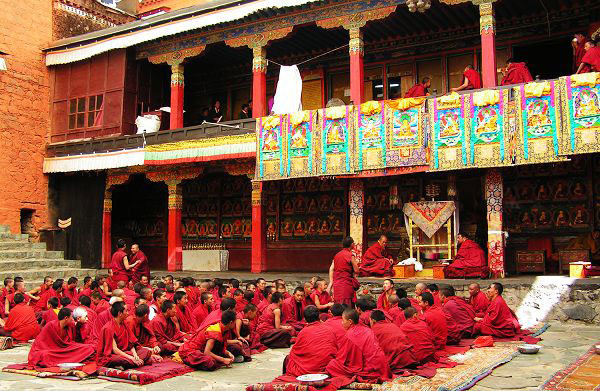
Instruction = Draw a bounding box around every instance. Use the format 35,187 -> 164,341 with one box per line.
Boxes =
124,304 -> 161,354
79,276 -> 92,298
377,279 -> 394,310
110,239 -> 140,284
473,283 -> 520,338
40,297 -> 60,326
1,293 -> 40,342
439,286 -> 475,338
5,281 -> 30,313
323,303 -> 347,343
572,33 -> 588,72
400,307 -> 436,364
302,282 -> 315,306
281,287 -> 306,332
468,283 -> 490,317
370,310 -> 417,373
149,288 -> 167,320
386,295 -> 406,327
356,297 -> 376,327
359,235 -> 394,277
63,277 -> 80,306
500,59 -> 533,85
256,292 -> 293,348
419,292 -> 448,350
198,298 -> 236,331
178,310 -> 237,370
236,303 -> 266,354
97,301 -> 158,368
0,277 -> 14,319
130,243 -> 150,284
27,276 -> 53,306
174,291 -> 197,333
72,307 -> 93,344
257,286 -> 273,315
78,295 -> 98,324
311,279 -> 333,315
405,77 -> 431,98
276,283 -> 291,300
91,292 -> 109,314
253,278 -> 267,306
28,308 -> 96,367
282,306 -> 337,377
116,280 -> 137,310
193,292 -> 215,326
328,236 -> 360,305
451,65 -> 482,91
150,300 -> 185,354
577,41 -> 600,73
444,233 -> 489,279
326,308 -> 391,383
89,296 -> 123,345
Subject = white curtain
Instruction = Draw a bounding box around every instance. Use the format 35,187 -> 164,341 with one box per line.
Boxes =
271,65 -> 303,115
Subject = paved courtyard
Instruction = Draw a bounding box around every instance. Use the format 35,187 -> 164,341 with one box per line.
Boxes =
0,321 -> 598,391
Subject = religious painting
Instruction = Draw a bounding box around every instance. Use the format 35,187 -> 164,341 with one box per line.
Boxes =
280,219 -> 294,237
554,209 -> 569,228
317,106 -> 354,176
307,197 -> 318,213
430,94 -> 468,171
318,218 -> 331,236
553,180 -> 569,200
559,75 -> 600,155
571,181 -> 587,199
294,195 -> 307,213
286,110 -> 317,178
206,220 -> 218,238
281,197 -> 294,215
536,183 -> 550,201
306,217 -> 319,236
222,200 -> 233,216
221,222 -> 233,238
384,98 -> 428,168
293,220 -> 306,237
331,217 -> 344,236
243,219 -> 252,238
266,219 -> 277,238
570,205 -> 589,227
535,208 -> 552,228
257,115 -> 286,180
355,101 -> 386,171
231,219 -> 244,237
331,196 -> 344,212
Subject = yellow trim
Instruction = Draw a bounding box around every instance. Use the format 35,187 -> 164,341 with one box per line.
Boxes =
145,134 -> 255,152
524,81 -> 551,97
386,97 -> 425,111
472,90 -> 500,107
206,323 -> 222,333
360,101 -> 381,115
571,72 -> 600,87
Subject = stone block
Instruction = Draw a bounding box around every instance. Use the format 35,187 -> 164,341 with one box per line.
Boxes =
562,304 -> 597,322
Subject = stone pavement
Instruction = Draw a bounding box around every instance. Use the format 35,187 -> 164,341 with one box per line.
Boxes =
0,321 -> 598,391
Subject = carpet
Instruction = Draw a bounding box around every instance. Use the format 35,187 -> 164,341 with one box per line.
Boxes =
540,344 -> 600,391
97,359 -> 194,385
2,363 -> 97,380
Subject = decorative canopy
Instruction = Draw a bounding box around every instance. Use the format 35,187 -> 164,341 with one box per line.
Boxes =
403,201 -> 456,238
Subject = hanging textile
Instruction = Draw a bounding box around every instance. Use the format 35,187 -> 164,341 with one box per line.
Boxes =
384,97 -> 429,168
354,101 -> 386,170
317,105 -> 355,176
429,93 -> 468,171
402,201 -> 456,238
256,115 -> 286,180
285,110 -> 317,178
271,65 -> 303,115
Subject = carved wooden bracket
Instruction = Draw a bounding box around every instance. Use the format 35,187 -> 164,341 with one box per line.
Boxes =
148,46 -> 206,67
225,27 -> 293,49
315,5 -> 396,31
146,166 -> 204,183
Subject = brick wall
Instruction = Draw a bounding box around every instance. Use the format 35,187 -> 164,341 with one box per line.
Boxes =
0,0 -> 52,239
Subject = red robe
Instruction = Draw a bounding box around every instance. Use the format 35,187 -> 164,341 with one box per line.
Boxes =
236,311 -> 266,354
93,299 -> 110,315
192,303 -> 212,327
323,316 -> 346,345
176,304 -> 197,333
130,250 -> 150,284
3,303 -> 40,342
462,69 -> 482,90
421,306 -> 448,350
501,63 -> 533,85
64,287 -> 80,306
110,249 -> 130,283
469,291 -> 490,317
445,239 -> 489,278
124,315 -> 159,349
80,287 -> 92,298
326,324 -> 391,383
404,83 -> 428,98
359,242 -> 393,277
371,321 -> 417,373
178,322 -> 226,370
41,308 -> 59,325
574,39 -> 588,72
442,296 -> 475,337
387,306 -> 406,327
473,295 -> 520,338
332,248 -> 358,306
311,290 -> 331,311
150,313 -> 185,354
198,309 -> 222,331
0,287 -> 13,318
376,292 -> 390,310
97,318 -> 148,367
256,304 -> 293,348
88,308 -> 114,345
28,320 -> 95,367
281,296 -> 305,331
185,287 -> 199,310
284,321 -> 337,377
400,317 -> 435,363
581,47 -> 600,72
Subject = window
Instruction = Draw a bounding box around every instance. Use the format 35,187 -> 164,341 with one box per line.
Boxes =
387,63 -> 414,99
68,94 -> 103,130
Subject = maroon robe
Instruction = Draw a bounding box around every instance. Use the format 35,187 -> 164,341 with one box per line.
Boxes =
284,321 -> 337,377
88,308 -> 114,345
501,63 -> 533,85
332,248 -> 358,305
326,324 -> 391,383
359,242 -> 393,277
581,47 -> 600,72
311,290 -> 331,311
41,308 -> 59,325
6,292 -> 30,311
131,250 -> 150,284
387,306 -> 406,327
323,315 -> 346,345
150,313 -> 185,354
442,296 -> 475,337
178,322 -> 227,370
256,303 -> 292,348
281,296 -> 305,331
421,306 -> 448,350
404,83 -> 428,98
473,295 -> 520,338
64,287 -> 79,306
198,309 -> 222,331
124,315 -> 159,349
28,320 -> 95,367
237,311 -> 266,354
399,317 -> 436,363
574,39 -> 588,72
462,69 -> 482,90
93,299 -> 110,315
192,303 -> 212,327
469,290 -> 490,317
0,287 -> 13,318
110,249 -> 130,283
371,321 -> 417,373
3,303 -> 40,342
445,239 -> 489,278
376,292 -> 390,310
176,304 -> 197,333
96,318 -> 151,368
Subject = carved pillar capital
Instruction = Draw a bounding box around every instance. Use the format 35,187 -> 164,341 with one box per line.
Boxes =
103,190 -> 112,212
252,46 -> 268,73
348,27 -> 364,56
476,1 -> 496,35
170,62 -> 184,87
167,180 -> 182,210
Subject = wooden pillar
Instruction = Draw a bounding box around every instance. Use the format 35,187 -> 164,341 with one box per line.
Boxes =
167,180 -> 183,271
101,189 -> 112,268
349,179 -> 366,260
252,47 -> 267,118
349,28 -> 365,105
478,0 -> 497,88
251,181 -> 267,273
485,169 -> 505,278
170,62 -> 185,129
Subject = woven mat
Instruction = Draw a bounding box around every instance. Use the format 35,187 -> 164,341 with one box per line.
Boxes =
540,343 -> 600,391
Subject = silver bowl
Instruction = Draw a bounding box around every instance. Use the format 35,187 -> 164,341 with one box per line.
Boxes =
518,344 -> 541,354
297,374 -> 329,386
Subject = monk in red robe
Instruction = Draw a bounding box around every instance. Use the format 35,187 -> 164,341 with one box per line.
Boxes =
91,292 -> 109,314
0,277 -> 14,319
150,300 -> 185,354
89,297 -> 123,345
451,65 -> 482,92
174,291 -> 197,333
577,41 -> 600,73
419,292 -> 448,350
124,304 -> 161,354
329,237 -> 360,306
468,283 -> 489,317
96,301 -> 158,368
400,307 -> 436,364
359,235 -> 394,277
501,59 -> 533,85
473,283 -> 520,338
572,33 -> 589,72
198,298 -> 236,330
323,303 -> 347,344
40,297 -> 60,326
27,276 -> 52,308
1,294 -> 40,342
257,286 -> 273,315
178,310 -> 237,370
5,281 -> 30,313
193,292 -> 215,326
63,277 -> 80,306
28,308 -> 95,367
281,287 -> 306,332
111,239 -> 140,284
78,295 -> 98,324
256,292 -> 294,348
404,77 -> 431,98
130,244 -> 150,284
326,308 -> 391,383
377,279 -> 394,310
387,295 -> 407,327
439,286 -> 476,338
236,303 -> 266,354
444,233 -> 489,278
370,310 -> 417,373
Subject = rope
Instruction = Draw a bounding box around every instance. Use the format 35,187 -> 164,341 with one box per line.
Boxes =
266,43 -> 349,67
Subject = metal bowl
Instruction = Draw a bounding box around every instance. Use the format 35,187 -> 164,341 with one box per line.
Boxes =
297,374 -> 329,386
518,344 -> 541,354
58,362 -> 84,371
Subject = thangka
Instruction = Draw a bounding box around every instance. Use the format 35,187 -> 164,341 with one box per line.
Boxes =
559,73 -> 600,155
317,106 -> 354,175
354,101 -> 386,170
514,81 -> 565,164
466,89 -> 511,168
286,110 -> 317,178
430,93 -> 468,171
256,115 -> 285,180
384,97 -> 428,167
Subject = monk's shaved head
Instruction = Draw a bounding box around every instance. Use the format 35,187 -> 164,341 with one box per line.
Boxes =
404,306 -> 417,319
117,280 -> 126,289
388,294 -> 399,306
342,308 -> 359,325
112,289 -> 124,298
469,283 -> 481,296
415,283 -> 427,295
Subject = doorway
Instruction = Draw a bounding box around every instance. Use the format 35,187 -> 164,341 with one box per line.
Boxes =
512,37 -> 572,80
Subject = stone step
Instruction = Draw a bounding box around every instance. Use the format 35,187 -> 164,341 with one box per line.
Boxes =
0,268 -> 98,283
0,232 -> 28,241
0,225 -> 10,233
0,241 -> 46,250
0,259 -> 82,271
0,249 -> 64,259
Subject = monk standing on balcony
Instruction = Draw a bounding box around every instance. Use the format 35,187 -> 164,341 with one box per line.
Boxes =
404,77 -> 431,98
359,235 -> 395,277
500,59 -> 533,85
451,65 -> 482,92
444,232 -> 489,279
576,41 -> 600,74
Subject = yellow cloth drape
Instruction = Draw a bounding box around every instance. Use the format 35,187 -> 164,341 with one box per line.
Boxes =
289,111 -> 310,126
438,92 -> 461,106
524,81 -> 551,97
386,97 -> 426,111
360,101 -> 381,115
325,106 -> 348,119
262,115 -> 281,130
145,133 -> 255,152
473,90 -> 500,106
571,72 -> 600,87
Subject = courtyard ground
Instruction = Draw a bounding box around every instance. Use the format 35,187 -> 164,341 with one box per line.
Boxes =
0,320 -> 598,391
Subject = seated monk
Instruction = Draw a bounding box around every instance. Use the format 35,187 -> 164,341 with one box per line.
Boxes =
419,292 -> 449,349
1,293 -> 40,342
193,292 -> 215,327
282,306 -> 337,377
91,292 -> 109,315
356,297 -> 376,327
97,301 -> 160,368
577,41 -> 600,73
451,65 -> 482,92
500,59 -> 533,85
72,307 -> 93,344
124,304 -> 161,355
198,298 -> 236,330
178,310 -> 237,370
326,308 -> 391,383
377,279 -> 394,310
236,303 -> 266,354
404,77 -> 431,98
468,283 -> 490,317
78,295 -> 98,324
400,307 -> 436,364
359,235 -> 394,277
256,292 -> 294,348
439,286 -> 476,338
444,233 -> 489,279
40,297 -> 60,326
150,300 -> 185,354
323,303 -> 347,343
386,295 -> 405,327
35,279 -> 64,313
427,284 -> 442,306
257,286 -> 273,315
88,297 -> 123,345
370,310 -> 417,373
311,279 -> 333,317
174,291 -> 197,334
28,308 -> 96,367
473,283 -> 520,338
281,287 -> 306,332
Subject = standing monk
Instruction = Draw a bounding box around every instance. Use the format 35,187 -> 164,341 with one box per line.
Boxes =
572,34 -> 588,73
444,233 -> 489,279
500,59 -> 533,85
111,239 -> 140,284
576,41 -> 600,74
130,243 -> 150,285
468,283 -> 490,317
359,235 -> 394,277
451,65 -> 482,92
473,283 -> 520,338
328,236 -> 360,306
404,77 -> 431,98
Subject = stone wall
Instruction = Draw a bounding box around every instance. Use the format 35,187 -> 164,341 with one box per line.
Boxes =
53,0 -> 135,40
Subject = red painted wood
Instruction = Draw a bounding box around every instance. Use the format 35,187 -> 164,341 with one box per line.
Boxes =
350,51 -> 364,105
253,69 -> 267,118
481,31 -> 498,88
169,83 -> 184,129
167,207 -> 182,271
251,183 -> 266,273
101,210 -> 111,268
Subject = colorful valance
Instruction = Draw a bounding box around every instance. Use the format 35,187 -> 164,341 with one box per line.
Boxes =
384,98 -> 429,168
355,101 -> 386,171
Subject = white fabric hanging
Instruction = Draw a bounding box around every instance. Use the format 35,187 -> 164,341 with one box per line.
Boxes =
271,65 -> 303,115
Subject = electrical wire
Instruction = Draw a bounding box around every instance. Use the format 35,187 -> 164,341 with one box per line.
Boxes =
266,43 -> 349,67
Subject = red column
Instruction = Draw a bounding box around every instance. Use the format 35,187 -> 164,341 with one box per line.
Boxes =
479,1 -> 497,88
349,27 -> 364,105
101,190 -> 112,268
251,181 -> 267,273
485,169 -> 505,278
167,180 -> 183,271
169,62 -> 184,129
252,47 -> 267,118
